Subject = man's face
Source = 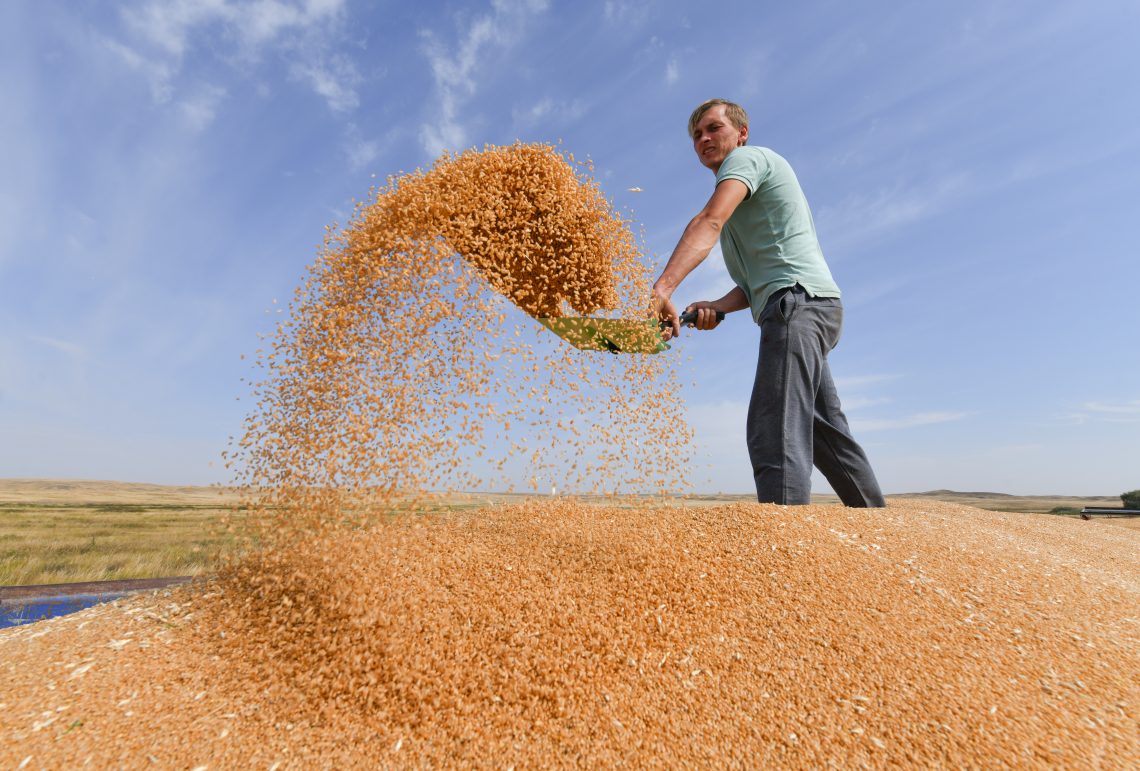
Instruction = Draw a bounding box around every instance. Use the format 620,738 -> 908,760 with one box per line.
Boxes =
691,105 -> 748,172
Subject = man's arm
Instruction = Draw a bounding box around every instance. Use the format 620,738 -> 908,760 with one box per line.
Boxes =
653,179 -> 749,338
685,286 -> 750,330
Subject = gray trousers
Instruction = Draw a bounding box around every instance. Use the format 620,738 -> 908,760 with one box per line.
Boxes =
748,285 -> 886,507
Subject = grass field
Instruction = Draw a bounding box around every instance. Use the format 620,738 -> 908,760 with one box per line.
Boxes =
0,479 -> 1133,586
0,480 -> 239,586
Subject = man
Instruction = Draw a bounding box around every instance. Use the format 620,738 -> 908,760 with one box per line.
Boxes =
653,98 -> 885,507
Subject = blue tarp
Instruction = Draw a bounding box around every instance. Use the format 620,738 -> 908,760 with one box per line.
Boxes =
1,592 -> 129,628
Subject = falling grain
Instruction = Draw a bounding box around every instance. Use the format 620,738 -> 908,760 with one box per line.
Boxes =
227,142 -> 691,548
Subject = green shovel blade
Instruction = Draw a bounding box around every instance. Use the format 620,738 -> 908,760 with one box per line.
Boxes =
537,316 -> 670,354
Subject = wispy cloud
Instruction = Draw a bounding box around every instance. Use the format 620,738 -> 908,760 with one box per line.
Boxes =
685,400 -> 968,441
664,57 -> 679,85
29,335 -> 88,360
829,372 -> 967,432
1082,400 -> 1140,415
735,49 -> 772,99
683,397 -> 963,493
833,373 -> 901,390
122,0 -> 346,57
102,34 -> 176,102
178,83 -> 227,131
833,276 -> 910,309
343,122 -> 398,171
1080,401 -> 1140,412
290,54 -> 360,112
672,243 -> 737,303
815,172 -> 972,252
851,411 -> 969,432
1064,398 -> 1140,425
511,97 -> 587,130
418,0 -> 550,157
830,371 -> 968,431
603,1 -> 650,27
121,0 -> 231,58
840,395 -> 891,412
112,0 -> 353,112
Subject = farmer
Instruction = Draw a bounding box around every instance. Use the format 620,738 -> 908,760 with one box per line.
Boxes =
653,98 -> 886,507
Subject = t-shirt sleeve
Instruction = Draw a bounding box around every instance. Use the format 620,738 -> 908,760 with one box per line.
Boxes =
715,147 -> 770,198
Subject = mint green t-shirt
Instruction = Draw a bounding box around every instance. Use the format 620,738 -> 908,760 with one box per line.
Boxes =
715,146 -> 840,323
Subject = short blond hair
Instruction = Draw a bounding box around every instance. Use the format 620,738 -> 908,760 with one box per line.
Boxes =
687,99 -> 749,140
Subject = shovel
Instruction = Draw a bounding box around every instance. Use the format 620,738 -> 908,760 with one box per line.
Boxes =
538,309 -> 724,354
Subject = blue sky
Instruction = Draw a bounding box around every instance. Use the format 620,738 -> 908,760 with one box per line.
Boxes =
2,0 -> 1138,495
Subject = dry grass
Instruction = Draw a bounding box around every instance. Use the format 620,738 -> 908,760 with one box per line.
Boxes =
893,489 -> 1123,514
0,504 -> 233,586
0,479 -> 239,507
0,480 -> 240,586
3,481 -> 1134,586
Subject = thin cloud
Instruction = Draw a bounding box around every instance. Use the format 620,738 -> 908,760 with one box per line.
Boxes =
851,411 -> 969,432
815,172 -> 972,252
418,0 -> 550,157
102,34 -> 177,102
121,0 -> 232,58
840,396 -> 891,412
122,0 -> 345,56
1068,398 -> 1140,425
241,0 -> 335,46
671,242 -> 737,303
835,277 -> 910,309
290,55 -> 360,112
833,373 -> 902,390
29,335 -> 88,360
345,135 -> 380,171
511,97 -> 586,130
343,122 -> 398,172
665,57 -> 679,86
603,1 -> 650,27
179,83 -> 227,131
113,0 -> 354,113
1081,399 -> 1140,415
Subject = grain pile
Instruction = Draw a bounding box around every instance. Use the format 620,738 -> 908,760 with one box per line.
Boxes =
2,501 -> 1137,767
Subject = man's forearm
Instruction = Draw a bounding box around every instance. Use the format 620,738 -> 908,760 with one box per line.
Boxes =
712,286 -> 750,313
652,212 -> 723,297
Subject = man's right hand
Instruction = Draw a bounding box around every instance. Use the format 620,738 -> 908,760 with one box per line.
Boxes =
654,290 -> 681,341
684,301 -> 723,331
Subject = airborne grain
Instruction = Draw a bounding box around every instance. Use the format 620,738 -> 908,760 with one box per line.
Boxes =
226,142 -> 691,547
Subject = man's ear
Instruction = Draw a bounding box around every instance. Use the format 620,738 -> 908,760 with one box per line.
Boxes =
738,124 -> 749,146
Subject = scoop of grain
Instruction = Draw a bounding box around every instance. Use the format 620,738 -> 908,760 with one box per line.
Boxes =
227,142 -> 690,549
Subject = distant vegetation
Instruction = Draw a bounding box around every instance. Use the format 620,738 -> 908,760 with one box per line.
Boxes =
0,503 -> 233,585
1047,506 -> 1080,515
1123,489 -> 1140,509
